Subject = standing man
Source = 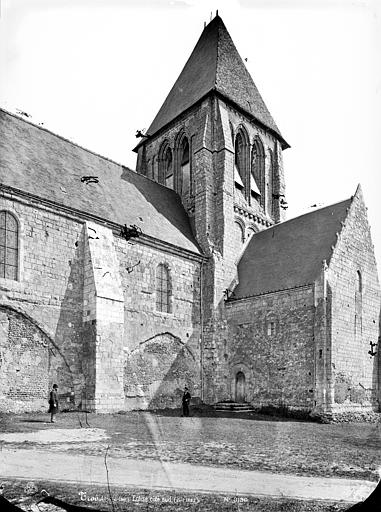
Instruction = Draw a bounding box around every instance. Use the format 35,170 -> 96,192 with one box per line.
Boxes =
48,384 -> 59,423
182,386 -> 191,417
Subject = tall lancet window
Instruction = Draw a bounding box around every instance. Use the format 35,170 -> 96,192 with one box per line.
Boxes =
156,264 -> 171,313
180,137 -> 190,195
234,132 -> 247,196
0,211 -> 19,281
251,138 -> 265,209
164,147 -> 173,189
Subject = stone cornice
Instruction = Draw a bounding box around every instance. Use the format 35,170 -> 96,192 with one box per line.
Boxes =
0,184 -> 206,264
233,203 -> 273,227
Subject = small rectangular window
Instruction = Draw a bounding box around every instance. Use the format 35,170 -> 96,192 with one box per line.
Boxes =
267,321 -> 275,336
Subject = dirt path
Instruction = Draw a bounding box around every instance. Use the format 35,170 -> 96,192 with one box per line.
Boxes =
0,448 -> 377,504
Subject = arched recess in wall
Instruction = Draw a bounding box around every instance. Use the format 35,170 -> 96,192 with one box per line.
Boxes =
175,131 -> 191,196
0,305 -> 74,412
246,225 -> 258,241
124,332 -> 199,409
251,137 -> 265,209
234,127 -> 249,200
158,141 -> 173,188
233,218 -> 245,248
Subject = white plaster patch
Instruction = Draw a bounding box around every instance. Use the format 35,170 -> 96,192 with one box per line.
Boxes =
0,428 -> 109,444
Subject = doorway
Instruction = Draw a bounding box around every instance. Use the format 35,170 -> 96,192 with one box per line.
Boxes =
235,371 -> 246,402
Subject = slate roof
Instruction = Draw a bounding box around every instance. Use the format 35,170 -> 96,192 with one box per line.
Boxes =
145,16 -> 288,148
0,109 -> 201,255
233,199 -> 353,298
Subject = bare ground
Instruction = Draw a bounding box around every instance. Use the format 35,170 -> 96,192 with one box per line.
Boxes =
1,409 -> 380,482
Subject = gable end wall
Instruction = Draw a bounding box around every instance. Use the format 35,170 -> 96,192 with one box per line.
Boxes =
327,192 -> 381,413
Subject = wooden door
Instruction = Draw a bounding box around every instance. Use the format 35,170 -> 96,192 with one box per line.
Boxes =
235,371 -> 246,402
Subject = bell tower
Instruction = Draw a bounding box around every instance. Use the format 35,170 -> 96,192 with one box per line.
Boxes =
134,15 -> 289,402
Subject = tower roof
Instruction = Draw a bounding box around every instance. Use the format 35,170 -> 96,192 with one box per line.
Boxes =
145,15 -> 288,148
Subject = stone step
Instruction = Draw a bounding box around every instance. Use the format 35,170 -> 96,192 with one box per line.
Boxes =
214,401 -> 255,412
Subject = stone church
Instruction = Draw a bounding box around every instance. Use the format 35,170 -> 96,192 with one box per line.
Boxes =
0,15 -> 380,419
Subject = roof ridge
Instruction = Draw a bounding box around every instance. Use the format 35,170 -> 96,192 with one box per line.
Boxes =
251,197 -> 353,237
0,107 -> 178,192
233,196 -> 354,299
0,107 -> 132,173
214,18 -> 221,89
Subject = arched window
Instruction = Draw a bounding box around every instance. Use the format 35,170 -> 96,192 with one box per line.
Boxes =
163,148 -> 173,189
156,264 -> 171,313
158,143 -> 173,188
0,211 -> 19,280
251,138 -> 265,208
234,132 -> 246,192
180,137 -> 190,195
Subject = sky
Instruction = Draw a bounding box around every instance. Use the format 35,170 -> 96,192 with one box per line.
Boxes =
1,0 -> 380,271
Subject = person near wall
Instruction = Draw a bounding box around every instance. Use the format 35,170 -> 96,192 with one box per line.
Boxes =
48,384 -> 59,423
182,386 -> 191,417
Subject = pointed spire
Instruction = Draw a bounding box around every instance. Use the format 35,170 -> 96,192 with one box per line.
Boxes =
146,16 -> 288,148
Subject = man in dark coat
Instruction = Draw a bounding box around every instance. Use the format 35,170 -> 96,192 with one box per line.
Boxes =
182,386 -> 191,417
48,384 -> 59,423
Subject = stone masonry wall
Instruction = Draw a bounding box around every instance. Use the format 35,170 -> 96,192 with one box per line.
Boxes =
0,194 -> 86,412
327,188 -> 381,413
223,286 -> 316,411
114,237 -> 202,410
83,222 -> 125,412
0,306 -> 74,412
135,93 -> 288,407
0,192 -> 204,412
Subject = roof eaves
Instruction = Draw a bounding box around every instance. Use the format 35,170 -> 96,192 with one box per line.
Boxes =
214,91 -> 290,149
0,183 -> 205,260
227,283 -> 314,303
133,91 -> 215,149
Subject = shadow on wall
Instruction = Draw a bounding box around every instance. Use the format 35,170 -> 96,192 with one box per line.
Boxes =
333,309 -> 380,413
124,269 -> 201,410
124,332 -> 199,410
52,226 -> 87,410
376,312 -> 381,412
